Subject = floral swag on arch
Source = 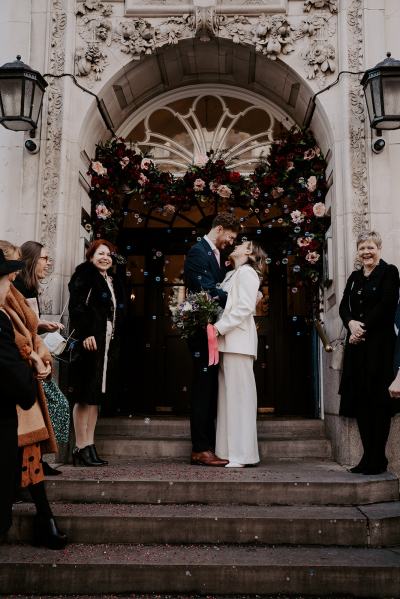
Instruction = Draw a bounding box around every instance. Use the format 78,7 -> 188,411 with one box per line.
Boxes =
88,127 -> 329,295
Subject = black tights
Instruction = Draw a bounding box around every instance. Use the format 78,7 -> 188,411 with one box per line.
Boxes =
356,405 -> 392,470
28,481 -> 53,519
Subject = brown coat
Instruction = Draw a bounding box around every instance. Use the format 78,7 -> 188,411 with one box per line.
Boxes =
3,286 -> 57,454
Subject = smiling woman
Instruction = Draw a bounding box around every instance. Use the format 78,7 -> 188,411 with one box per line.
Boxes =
67,239 -> 127,467
339,230 -> 400,475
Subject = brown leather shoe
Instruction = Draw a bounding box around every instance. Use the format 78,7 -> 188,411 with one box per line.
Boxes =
191,450 -> 229,467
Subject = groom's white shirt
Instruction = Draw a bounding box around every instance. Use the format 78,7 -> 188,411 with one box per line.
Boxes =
215,264 -> 259,359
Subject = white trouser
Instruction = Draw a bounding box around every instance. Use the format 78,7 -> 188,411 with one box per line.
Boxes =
215,352 -> 259,465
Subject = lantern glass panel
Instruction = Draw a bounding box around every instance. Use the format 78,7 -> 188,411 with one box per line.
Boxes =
22,78 -> 33,118
364,81 -> 375,123
371,77 -> 382,117
382,76 -> 400,116
30,83 -> 44,124
0,78 -> 22,118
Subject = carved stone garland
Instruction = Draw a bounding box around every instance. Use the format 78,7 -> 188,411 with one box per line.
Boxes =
39,0 -> 67,313
347,0 -> 369,235
75,0 -> 338,83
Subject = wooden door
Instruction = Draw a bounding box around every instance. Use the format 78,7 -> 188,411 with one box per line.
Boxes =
120,227 -> 317,416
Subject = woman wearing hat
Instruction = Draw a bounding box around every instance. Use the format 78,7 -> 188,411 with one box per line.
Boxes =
0,249 -> 36,536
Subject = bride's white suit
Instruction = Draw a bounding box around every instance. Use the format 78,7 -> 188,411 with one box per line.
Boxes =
214,255 -> 261,467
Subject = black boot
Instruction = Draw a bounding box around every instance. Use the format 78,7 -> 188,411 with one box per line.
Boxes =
88,444 -> 108,465
42,461 -> 62,476
33,514 -> 67,550
72,445 -> 103,467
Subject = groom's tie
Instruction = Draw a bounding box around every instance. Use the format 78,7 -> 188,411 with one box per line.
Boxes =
213,248 -> 220,267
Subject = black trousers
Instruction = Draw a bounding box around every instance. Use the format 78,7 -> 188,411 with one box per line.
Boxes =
0,419 -> 18,535
188,333 -> 218,453
356,402 -> 392,470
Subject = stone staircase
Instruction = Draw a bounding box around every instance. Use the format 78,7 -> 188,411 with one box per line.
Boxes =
2,417 -> 400,597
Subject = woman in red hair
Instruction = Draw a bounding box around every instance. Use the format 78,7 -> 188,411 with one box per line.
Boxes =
68,240 -> 126,466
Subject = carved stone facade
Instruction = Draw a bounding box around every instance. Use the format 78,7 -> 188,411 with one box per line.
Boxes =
347,0 -> 369,235
75,0 -> 338,83
39,0 -> 68,313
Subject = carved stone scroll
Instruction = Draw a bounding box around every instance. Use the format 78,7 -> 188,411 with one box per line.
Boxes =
347,0 -> 369,234
74,0 -> 338,84
39,0 -> 68,313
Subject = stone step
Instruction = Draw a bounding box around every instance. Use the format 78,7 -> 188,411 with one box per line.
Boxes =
1,543 -> 400,597
96,417 -> 327,439
45,459 -> 399,506
94,437 -> 332,459
8,502 -> 400,547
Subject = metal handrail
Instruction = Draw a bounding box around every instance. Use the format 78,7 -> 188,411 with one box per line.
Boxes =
313,318 -> 333,352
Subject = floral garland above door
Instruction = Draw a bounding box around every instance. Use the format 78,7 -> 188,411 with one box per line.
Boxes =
88,127 -> 329,292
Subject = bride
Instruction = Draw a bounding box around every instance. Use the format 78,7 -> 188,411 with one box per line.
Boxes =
213,240 -> 266,468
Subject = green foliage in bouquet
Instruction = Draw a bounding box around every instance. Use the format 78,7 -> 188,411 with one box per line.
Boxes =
169,291 -> 220,339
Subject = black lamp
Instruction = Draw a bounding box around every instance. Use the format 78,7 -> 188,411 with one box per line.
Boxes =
0,55 -> 48,132
361,52 -> 400,131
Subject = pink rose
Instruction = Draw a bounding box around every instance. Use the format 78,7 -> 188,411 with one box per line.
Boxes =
193,178 -> 206,192
217,184 -> 232,199
141,158 -> 152,170
91,161 -> 107,176
306,176 -> 317,192
306,251 -> 320,264
120,157 -> 130,169
297,237 -> 311,247
138,172 -> 149,186
304,149 -> 316,160
209,180 -> 219,193
313,202 -> 326,217
291,210 -> 304,224
95,203 -> 112,220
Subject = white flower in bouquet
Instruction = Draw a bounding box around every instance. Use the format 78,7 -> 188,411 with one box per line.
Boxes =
181,301 -> 193,312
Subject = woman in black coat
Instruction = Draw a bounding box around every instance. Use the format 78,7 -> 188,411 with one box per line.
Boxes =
339,231 -> 400,475
68,240 -> 126,466
0,250 -> 36,536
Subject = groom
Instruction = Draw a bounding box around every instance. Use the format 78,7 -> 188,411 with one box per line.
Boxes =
184,212 -> 240,466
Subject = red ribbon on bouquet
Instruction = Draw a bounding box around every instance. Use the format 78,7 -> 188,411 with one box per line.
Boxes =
207,323 -> 219,366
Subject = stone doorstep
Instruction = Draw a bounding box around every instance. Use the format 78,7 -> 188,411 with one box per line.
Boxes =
1,544 -> 400,597
95,417 -> 327,439
93,438 -> 333,459
42,458 -> 399,507
8,502 -> 400,547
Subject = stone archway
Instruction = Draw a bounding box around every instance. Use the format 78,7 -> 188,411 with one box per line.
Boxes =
79,37 -> 334,158
76,37 -> 334,417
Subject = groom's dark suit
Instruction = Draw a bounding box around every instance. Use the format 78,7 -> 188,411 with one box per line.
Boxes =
184,237 -> 228,452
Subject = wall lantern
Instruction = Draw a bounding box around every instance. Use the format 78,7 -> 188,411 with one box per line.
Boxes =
0,55 -> 48,132
361,52 -> 400,131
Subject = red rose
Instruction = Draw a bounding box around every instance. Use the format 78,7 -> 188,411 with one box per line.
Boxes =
229,171 -> 241,183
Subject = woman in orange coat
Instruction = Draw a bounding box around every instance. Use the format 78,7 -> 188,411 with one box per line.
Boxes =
0,241 -> 67,549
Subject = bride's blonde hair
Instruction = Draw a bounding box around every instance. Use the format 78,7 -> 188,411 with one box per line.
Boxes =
246,241 -> 267,281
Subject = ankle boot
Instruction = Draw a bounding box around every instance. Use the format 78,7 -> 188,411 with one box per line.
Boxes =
72,445 -> 102,467
89,444 -> 108,465
33,515 -> 67,550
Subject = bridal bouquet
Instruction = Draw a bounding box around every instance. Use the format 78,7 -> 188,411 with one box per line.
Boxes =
169,290 -> 220,339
